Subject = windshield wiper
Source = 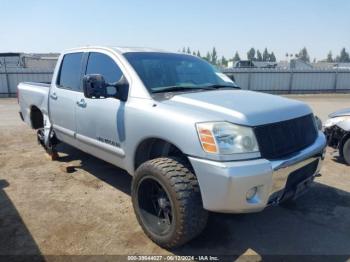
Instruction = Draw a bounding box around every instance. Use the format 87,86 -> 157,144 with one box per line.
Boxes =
204,84 -> 241,89
152,86 -> 214,93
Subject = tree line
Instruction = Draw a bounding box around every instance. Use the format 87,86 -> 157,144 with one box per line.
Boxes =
326,48 -> 350,63
180,46 -> 350,66
180,47 -> 277,67
285,47 -> 350,63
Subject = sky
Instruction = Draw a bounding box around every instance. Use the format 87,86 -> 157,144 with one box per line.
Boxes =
0,0 -> 349,61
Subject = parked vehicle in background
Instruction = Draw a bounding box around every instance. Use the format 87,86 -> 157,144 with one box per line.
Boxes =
228,60 -> 277,68
233,60 -> 256,68
324,108 -> 350,165
18,46 -> 326,248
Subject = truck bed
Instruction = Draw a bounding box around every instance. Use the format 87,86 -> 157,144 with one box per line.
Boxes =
18,82 -> 50,127
22,82 -> 51,88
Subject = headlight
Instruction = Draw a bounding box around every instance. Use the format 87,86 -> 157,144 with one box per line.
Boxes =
196,122 -> 259,154
323,116 -> 350,128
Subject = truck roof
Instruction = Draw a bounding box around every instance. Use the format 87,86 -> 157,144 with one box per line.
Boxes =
65,46 -> 172,55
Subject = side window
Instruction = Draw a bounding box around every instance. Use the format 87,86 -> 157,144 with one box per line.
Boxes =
57,52 -> 83,90
85,52 -> 123,83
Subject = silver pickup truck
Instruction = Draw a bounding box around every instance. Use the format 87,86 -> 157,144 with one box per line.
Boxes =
18,46 -> 327,248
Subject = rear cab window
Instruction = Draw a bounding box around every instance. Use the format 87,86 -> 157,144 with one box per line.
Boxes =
56,52 -> 84,91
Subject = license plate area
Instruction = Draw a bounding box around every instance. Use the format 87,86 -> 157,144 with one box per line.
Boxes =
279,159 -> 319,202
268,158 -> 320,204
284,159 -> 319,191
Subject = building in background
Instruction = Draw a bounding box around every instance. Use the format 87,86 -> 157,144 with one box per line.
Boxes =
227,60 -> 277,68
277,58 -> 313,70
0,53 -> 59,70
0,53 -> 58,97
312,61 -> 350,70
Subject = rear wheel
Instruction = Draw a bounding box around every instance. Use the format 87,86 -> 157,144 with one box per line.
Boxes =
341,137 -> 350,165
131,157 -> 208,248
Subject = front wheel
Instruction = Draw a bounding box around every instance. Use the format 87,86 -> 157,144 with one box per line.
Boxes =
131,157 -> 208,248
341,137 -> 350,165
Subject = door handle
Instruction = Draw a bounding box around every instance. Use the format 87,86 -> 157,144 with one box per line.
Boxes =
76,99 -> 87,107
50,92 -> 58,100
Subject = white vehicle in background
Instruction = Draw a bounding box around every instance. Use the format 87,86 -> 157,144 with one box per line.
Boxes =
324,108 -> 350,165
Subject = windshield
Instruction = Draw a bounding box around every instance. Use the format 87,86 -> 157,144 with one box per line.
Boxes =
123,52 -> 238,93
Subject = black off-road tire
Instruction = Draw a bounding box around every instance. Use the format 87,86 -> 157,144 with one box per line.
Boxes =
280,197 -> 297,208
341,138 -> 350,165
131,157 -> 208,249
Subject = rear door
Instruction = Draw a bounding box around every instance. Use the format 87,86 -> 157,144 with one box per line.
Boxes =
49,52 -> 84,146
75,51 -> 126,166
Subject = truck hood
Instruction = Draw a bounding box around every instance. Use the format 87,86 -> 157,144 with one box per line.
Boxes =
163,90 -> 312,126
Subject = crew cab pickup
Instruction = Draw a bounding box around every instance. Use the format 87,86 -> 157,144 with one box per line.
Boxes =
18,46 -> 327,248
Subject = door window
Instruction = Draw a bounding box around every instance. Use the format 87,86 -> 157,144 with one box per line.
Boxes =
86,52 -> 123,83
57,52 -> 83,90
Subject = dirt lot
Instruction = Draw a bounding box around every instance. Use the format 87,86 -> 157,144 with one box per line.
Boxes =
0,95 -> 350,260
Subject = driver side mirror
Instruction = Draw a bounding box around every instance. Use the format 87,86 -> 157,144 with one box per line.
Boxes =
82,74 -> 129,102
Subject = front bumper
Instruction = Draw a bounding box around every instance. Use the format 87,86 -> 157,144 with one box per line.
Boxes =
188,131 -> 327,213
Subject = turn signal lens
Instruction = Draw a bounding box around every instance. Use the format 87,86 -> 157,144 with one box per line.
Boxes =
202,143 -> 218,153
200,134 -> 215,144
197,127 -> 218,153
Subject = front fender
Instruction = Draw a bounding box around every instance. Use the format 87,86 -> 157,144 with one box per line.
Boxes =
337,120 -> 350,132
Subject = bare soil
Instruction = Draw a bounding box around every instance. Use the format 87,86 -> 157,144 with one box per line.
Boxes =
0,95 -> 349,259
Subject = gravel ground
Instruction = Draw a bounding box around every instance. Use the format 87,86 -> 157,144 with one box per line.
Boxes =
0,95 -> 349,260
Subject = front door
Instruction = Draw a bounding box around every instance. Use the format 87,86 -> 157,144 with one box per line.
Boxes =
75,51 -> 126,166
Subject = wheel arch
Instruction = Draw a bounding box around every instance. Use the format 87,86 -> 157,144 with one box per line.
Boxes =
133,137 -> 193,172
29,105 -> 44,129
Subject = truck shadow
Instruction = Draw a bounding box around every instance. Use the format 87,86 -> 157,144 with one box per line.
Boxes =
56,143 -> 350,260
174,183 -> 350,261
326,149 -> 349,166
331,155 -> 349,167
56,143 -> 132,195
0,179 -> 43,260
